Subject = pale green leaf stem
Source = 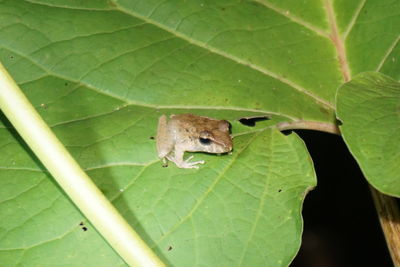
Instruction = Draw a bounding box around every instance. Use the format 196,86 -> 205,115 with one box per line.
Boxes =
0,62 -> 165,267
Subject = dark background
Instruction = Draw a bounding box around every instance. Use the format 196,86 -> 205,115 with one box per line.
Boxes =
291,130 -> 393,267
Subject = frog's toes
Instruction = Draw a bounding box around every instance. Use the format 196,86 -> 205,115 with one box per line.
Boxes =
181,157 -> 204,169
185,157 -> 204,165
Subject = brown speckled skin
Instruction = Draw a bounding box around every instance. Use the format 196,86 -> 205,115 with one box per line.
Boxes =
156,114 -> 232,169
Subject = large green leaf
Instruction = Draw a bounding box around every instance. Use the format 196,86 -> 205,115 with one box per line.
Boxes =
0,0 -> 399,266
336,72 -> 400,197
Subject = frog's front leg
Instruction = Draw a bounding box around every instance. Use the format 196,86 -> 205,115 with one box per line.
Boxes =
171,146 -> 205,169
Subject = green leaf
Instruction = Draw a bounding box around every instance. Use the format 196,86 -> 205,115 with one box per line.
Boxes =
336,72 -> 400,197
0,0 -> 399,266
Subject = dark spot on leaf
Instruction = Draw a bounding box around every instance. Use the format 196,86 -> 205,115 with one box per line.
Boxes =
108,0 -> 118,8
162,163 -> 168,168
149,136 -> 155,140
336,119 -> 343,126
220,7 -> 226,11
79,222 -> 88,231
9,55 -> 14,59
319,107 -> 330,115
64,83 -> 68,86
239,116 -> 270,127
167,246 -> 173,251
278,189 -> 282,192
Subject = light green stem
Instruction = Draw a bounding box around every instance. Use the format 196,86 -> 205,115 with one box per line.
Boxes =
0,62 -> 165,267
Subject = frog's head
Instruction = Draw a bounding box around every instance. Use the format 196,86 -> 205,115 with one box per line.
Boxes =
195,120 -> 233,154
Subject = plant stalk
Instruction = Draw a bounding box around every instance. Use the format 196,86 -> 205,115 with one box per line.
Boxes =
0,62 -> 165,267
370,186 -> 400,267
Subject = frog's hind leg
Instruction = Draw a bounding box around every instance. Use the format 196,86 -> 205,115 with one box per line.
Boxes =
156,115 -> 174,159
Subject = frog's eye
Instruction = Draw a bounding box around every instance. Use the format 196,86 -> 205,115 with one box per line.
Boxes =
199,137 -> 212,145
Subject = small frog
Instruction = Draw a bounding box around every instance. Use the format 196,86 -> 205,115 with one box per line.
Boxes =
156,114 -> 233,169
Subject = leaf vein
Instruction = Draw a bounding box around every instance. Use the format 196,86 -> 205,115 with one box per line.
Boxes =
153,132 -> 260,246
79,36 -> 178,81
343,0 -> 367,40
114,3 -> 334,110
376,35 -> 400,71
252,0 -> 329,38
